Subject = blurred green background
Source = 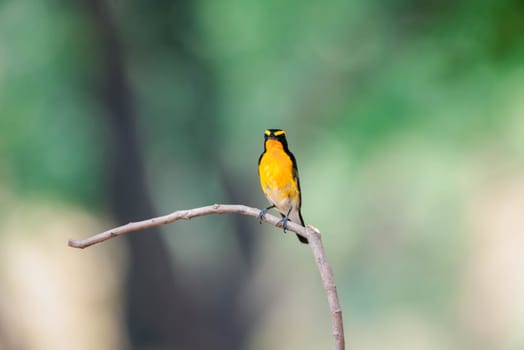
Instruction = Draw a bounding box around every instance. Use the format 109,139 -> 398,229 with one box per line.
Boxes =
1,0 -> 524,349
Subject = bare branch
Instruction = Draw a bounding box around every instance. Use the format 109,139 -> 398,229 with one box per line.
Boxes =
68,203 -> 346,349
307,225 -> 345,350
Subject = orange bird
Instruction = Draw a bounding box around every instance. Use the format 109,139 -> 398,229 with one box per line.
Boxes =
258,129 -> 308,244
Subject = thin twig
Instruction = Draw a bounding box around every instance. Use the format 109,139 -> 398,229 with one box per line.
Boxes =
68,204 -> 345,350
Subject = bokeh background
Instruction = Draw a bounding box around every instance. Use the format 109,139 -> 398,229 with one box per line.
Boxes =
1,0 -> 524,349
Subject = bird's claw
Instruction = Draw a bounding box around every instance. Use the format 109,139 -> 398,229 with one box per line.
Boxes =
258,208 -> 268,224
277,216 -> 289,233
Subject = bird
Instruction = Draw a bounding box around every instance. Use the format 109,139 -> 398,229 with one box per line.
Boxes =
258,129 -> 308,244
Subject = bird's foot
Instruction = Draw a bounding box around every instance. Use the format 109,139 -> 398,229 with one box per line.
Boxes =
277,216 -> 289,233
258,205 -> 275,224
258,208 -> 269,224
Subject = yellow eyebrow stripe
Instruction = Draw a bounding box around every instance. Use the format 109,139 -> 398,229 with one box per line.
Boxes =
264,130 -> 271,136
274,130 -> 286,136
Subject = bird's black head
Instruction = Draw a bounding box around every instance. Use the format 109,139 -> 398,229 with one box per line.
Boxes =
264,129 -> 287,140
264,129 -> 287,149
264,129 -> 288,149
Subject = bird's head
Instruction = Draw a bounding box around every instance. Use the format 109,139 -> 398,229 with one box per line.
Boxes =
264,129 -> 287,142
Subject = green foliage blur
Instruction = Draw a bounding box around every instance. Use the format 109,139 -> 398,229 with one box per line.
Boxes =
1,0 -> 524,349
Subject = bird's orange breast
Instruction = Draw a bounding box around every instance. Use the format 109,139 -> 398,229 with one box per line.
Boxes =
259,140 -> 299,204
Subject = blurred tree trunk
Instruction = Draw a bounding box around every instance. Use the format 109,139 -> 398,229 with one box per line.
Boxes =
84,0 -> 259,349
86,1 -> 194,348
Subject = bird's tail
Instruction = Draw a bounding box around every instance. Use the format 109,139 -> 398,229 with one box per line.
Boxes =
289,209 -> 308,244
